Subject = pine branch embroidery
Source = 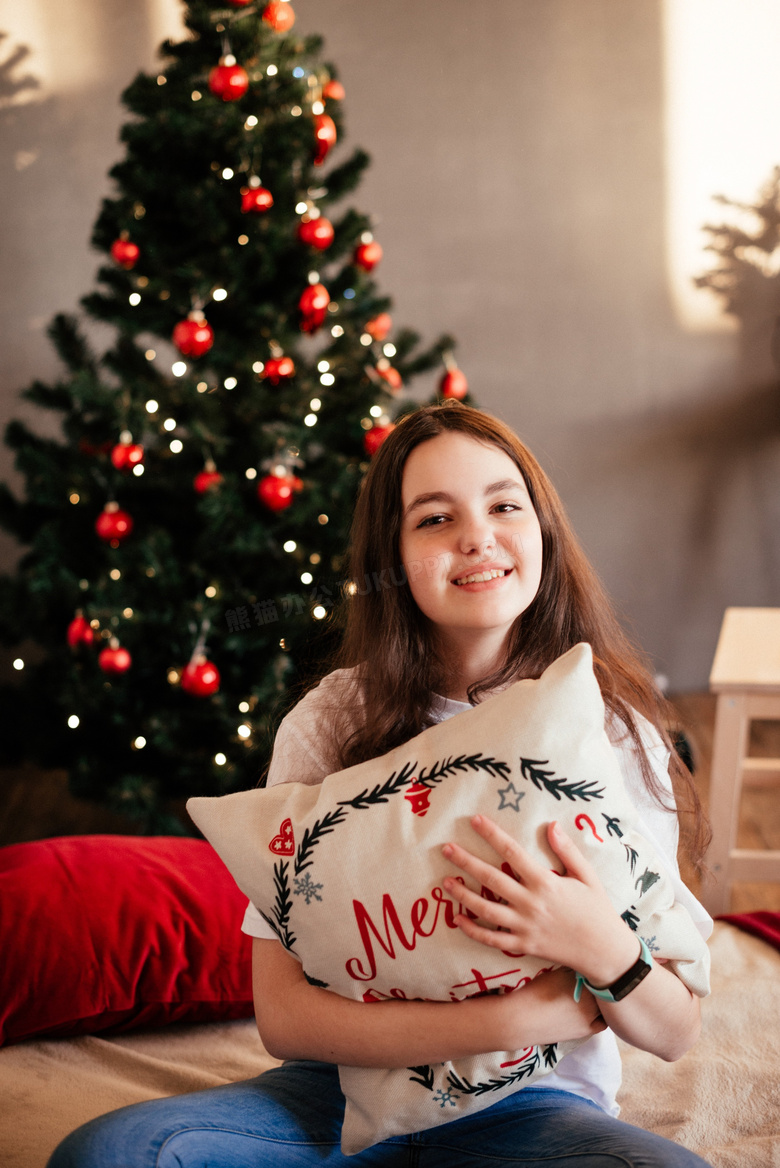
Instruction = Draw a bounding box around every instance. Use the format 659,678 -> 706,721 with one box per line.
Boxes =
519,758 -> 604,802
338,760 -> 418,809
542,1044 -> 559,1068
446,1048 -> 541,1096
260,860 -> 297,951
407,1065 -> 435,1091
294,807 -> 348,876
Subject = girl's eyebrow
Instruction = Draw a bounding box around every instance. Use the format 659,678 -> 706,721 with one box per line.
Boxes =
403,479 -> 526,519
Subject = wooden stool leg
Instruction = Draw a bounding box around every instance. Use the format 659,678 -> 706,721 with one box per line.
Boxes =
700,693 -> 749,915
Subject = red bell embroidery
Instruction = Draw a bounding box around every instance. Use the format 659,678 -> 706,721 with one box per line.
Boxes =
404,781 -> 431,817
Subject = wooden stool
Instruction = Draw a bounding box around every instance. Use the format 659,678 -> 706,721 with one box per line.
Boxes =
700,607 -> 780,915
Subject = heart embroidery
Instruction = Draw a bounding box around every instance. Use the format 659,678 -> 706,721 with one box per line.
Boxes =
269,817 -> 295,856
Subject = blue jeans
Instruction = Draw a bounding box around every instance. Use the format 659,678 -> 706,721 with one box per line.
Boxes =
48,1059 -> 712,1167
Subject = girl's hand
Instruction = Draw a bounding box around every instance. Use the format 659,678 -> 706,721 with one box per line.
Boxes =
442,815 -> 641,989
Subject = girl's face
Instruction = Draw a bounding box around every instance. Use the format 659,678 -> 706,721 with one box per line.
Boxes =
398,432 -> 543,649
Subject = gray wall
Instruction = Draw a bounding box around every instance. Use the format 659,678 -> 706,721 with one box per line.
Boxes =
1,0 -> 778,690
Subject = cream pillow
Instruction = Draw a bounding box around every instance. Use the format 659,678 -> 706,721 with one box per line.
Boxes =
188,643 -> 710,1155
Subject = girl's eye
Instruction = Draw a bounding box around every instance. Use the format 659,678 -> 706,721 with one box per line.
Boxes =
493,502 -> 521,514
417,514 -> 447,528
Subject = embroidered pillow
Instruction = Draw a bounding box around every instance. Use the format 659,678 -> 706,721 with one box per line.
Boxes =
188,643 -> 710,1155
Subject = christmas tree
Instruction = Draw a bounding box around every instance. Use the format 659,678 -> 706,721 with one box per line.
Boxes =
0,0 -> 468,832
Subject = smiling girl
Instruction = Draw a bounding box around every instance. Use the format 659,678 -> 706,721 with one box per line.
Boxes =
49,402 -> 713,1167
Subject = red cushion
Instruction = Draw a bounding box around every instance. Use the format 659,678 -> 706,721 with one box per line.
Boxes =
0,835 -> 254,1047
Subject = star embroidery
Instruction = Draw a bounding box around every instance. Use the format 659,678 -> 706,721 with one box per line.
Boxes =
497,781 -> 525,812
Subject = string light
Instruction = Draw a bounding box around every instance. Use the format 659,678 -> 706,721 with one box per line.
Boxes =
309,397 -> 321,410
307,270 -> 320,284
239,701 -> 250,713
244,115 -> 258,128
205,585 -> 217,598
369,405 -> 383,417
345,581 -> 358,596
304,413 -> 317,427
145,349 -> 156,360
360,334 -> 372,346
224,376 -> 237,389
110,569 -> 121,580
129,293 -> 141,306
237,724 -> 251,739
146,399 -> 159,412
170,439 -> 183,453
311,100 -> 324,115
291,106 -> 302,117
245,467 -> 257,479
212,288 -> 227,302
163,418 -> 176,431
197,381 -> 208,393
172,361 -> 187,376
312,605 -> 327,620
383,343 -> 397,357
320,372 -> 335,386
252,361 -> 264,373
266,64 -> 278,76
69,493 -> 80,504
122,607 -> 133,618
13,658 -> 24,671
68,715 -> 80,729
238,234 -> 249,245
168,669 -> 180,684
279,638 -> 287,649
215,753 -> 227,765
293,66 -> 305,78
301,571 -> 313,584
192,91 -> 202,101
283,540 -> 297,552
318,514 -> 329,525
133,464 -> 144,476
295,201 -> 308,214
157,75 -> 167,86
222,167 -> 234,180
343,288 -> 355,299
331,325 -> 344,337
132,736 -> 147,749
79,579 -> 89,590
317,359 -> 330,372
309,553 -> 321,564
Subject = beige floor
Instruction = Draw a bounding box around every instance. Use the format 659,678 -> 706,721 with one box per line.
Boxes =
2,692 -> 779,913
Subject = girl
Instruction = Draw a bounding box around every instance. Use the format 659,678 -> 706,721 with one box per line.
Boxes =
49,402 -> 713,1167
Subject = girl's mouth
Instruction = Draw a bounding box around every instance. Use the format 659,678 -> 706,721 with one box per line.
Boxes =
453,568 -> 511,586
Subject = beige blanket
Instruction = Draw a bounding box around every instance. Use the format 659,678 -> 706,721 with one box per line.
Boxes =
1,923 -> 778,1167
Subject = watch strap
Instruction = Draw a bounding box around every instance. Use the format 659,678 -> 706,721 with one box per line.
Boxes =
573,936 -> 653,1003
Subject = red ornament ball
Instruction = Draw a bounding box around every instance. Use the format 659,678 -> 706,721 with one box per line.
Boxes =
258,473 -> 301,512
262,355 -> 295,384
262,0 -> 296,31
98,643 -> 132,674
208,59 -> 249,102
313,113 -> 337,166
173,316 -> 214,358
297,216 -> 334,251
365,312 -> 392,342
241,185 -> 274,214
440,368 -> 469,400
110,442 -> 144,471
95,502 -> 133,543
194,465 -> 223,493
354,240 -> 383,272
67,613 -> 94,649
181,657 -> 221,696
364,423 -> 395,457
375,362 -> 402,391
299,282 -> 330,333
110,238 -> 140,269
323,79 -> 345,101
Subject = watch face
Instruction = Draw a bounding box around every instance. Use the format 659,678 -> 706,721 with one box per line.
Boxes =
610,956 -> 652,1001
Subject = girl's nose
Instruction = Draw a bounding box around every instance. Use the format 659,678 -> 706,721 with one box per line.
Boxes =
457,520 -> 496,560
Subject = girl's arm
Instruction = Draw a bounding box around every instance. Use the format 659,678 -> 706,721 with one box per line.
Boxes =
441,816 -> 701,1064
252,937 -> 605,1068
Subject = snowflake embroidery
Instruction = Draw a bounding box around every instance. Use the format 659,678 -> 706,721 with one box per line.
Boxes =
642,934 -> 660,954
293,872 -> 323,905
432,1088 -> 458,1108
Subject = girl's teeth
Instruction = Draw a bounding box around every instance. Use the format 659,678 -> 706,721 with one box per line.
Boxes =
455,569 -> 507,585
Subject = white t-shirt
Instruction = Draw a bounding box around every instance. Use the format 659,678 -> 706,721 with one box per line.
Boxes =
242,667 -> 713,1117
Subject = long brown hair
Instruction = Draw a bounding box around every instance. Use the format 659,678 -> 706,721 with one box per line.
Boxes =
322,402 -> 709,863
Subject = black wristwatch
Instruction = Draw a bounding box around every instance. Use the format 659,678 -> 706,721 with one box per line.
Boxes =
574,937 -> 653,1003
